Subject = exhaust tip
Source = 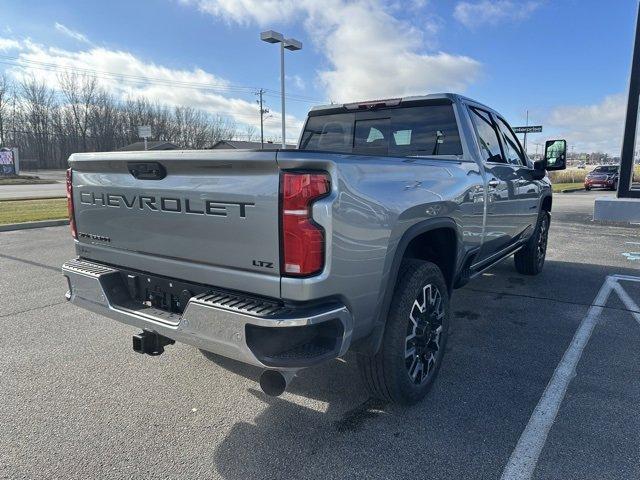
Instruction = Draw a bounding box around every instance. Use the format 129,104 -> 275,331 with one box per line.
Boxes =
259,370 -> 288,397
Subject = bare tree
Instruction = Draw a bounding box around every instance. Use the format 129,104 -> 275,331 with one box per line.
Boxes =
210,115 -> 237,145
244,124 -> 257,142
90,91 -> 124,152
0,74 -> 10,145
59,72 -> 98,152
5,73 -> 259,167
20,77 -> 56,167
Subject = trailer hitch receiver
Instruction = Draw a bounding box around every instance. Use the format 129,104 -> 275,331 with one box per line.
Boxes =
132,330 -> 175,356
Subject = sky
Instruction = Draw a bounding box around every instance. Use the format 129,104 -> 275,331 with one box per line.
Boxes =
0,0 -> 637,154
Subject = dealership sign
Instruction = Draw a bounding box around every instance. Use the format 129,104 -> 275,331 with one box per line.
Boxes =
513,125 -> 543,134
138,125 -> 152,138
0,148 -> 15,176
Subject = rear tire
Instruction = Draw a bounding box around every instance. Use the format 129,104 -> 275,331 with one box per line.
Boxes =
357,260 -> 449,405
514,211 -> 550,275
585,186 -> 591,191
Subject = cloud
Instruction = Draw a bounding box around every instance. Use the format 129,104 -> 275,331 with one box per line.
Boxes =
0,36 -> 302,139
454,1 -> 541,28
0,38 -> 23,52
181,0 -> 482,103
182,0 -> 300,25
287,74 -> 305,90
54,22 -> 92,45
546,94 -> 626,155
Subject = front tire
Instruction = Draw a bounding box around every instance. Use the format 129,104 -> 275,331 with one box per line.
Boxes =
514,211 -> 550,275
358,260 -> 450,405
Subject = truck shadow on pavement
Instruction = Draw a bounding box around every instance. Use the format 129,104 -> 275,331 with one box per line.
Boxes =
204,260 -> 640,480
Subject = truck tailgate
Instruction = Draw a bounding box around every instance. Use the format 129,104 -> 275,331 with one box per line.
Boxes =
69,150 -> 281,296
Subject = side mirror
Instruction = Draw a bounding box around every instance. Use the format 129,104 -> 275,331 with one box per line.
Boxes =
543,139 -> 567,171
532,159 -> 546,180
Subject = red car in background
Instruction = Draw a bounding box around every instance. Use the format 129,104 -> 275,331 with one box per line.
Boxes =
584,165 -> 619,190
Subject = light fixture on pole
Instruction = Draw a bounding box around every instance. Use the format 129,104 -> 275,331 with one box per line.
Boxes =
260,30 -> 302,149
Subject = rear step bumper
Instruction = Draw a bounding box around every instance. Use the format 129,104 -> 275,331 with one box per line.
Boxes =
62,258 -> 353,369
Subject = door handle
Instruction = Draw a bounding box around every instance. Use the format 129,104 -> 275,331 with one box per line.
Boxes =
128,162 -> 166,180
488,179 -> 500,188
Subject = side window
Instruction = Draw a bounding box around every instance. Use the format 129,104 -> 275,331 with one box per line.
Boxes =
388,104 -> 463,156
469,107 -> 504,163
497,117 -> 526,166
354,118 -> 390,155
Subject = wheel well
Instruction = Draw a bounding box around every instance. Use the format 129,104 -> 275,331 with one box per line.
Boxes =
403,227 -> 457,292
541,196 -> 552,212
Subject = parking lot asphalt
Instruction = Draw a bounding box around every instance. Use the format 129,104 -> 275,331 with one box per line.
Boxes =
1,190 -> 639,480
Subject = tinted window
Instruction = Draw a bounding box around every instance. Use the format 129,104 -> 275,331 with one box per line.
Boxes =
497,117 -> 525,166
389,105 -> 462,156
469,107 -> 504,163
299,113 -> 355,153
354,118 -> 391,155
593,166 -> 619,173
299,104 -> 463,156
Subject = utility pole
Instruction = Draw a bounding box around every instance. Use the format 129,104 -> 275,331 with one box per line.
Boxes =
256,89 -> 269,149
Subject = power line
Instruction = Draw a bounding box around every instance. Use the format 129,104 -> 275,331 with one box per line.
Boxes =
9,85 -> 288,123
4,127 -> 274,142
0,55 -> 254,94
0,55 -> 323,104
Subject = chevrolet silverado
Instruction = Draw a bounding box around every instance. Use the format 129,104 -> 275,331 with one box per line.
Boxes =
62,93 -> 566,404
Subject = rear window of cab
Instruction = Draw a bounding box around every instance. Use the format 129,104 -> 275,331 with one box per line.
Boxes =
299,104 -> 463,157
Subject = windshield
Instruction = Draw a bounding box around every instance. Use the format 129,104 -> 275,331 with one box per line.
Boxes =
592,165 -> 619,173
299,104 -> 463,156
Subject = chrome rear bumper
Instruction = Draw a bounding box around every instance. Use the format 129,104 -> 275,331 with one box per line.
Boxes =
62,258 -> 352,369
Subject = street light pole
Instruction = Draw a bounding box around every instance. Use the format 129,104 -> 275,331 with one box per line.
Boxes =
523,109 -> 529,154
260,30 -> 302,150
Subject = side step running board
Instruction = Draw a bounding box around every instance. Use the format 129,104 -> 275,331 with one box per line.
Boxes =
455,241 -> 525,288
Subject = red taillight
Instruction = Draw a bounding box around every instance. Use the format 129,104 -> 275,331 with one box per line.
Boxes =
280,172 -> 330,277
66,168 -> 77,239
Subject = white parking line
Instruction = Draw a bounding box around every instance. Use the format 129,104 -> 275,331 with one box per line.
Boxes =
500,275 -> 639,480
612,273 -> 640,282
622,252 -> 640,262
612,282 -> 640,324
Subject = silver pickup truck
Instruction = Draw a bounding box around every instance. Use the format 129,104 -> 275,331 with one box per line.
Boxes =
62,93 -> 566,404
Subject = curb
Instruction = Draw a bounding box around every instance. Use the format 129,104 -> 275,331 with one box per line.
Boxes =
0,196 -> 66,202
0,181 -> 59,186
560,187 -> 585,193
0,219 -> 69,232
591,219 -> 640,228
